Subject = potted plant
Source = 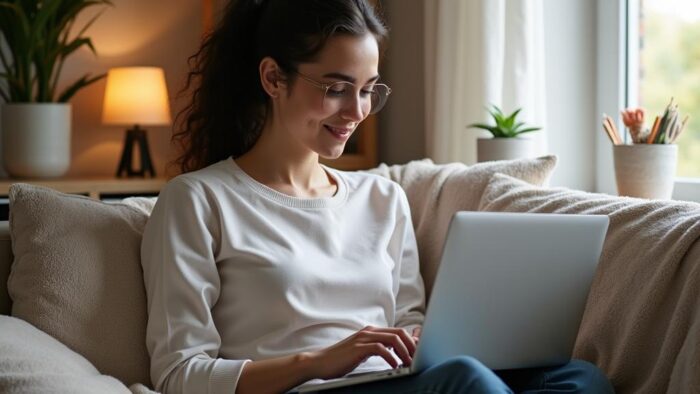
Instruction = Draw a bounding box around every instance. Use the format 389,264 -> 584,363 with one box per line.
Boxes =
468,105 -> 541,162
611,101 -> 684,199
0,0 -> 111,178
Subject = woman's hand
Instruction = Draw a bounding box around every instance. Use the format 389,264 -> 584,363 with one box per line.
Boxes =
412,326 -> 422,343
305,326 -> 417,380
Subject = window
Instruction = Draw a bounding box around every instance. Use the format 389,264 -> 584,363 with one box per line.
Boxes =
627,0 -> 700,178
597,0 -> 699,200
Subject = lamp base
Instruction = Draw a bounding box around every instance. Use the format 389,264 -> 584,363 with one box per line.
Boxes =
116,125 -> 156,178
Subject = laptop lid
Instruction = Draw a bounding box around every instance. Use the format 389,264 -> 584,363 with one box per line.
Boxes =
412,211 -> 609,371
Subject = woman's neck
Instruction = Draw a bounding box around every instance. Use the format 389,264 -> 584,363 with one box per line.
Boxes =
234,128 -> 337,199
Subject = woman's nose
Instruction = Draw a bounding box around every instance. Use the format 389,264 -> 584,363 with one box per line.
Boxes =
340,93 -> 369,122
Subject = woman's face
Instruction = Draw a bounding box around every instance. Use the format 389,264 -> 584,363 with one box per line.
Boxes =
277,33 -> 380,159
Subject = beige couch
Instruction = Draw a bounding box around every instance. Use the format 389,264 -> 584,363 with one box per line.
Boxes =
1,157 -> 699,394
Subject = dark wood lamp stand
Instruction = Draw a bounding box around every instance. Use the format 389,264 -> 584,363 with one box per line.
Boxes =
116,125 -> 156,178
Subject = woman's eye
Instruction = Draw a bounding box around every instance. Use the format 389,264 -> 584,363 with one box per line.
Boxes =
360,85 -> 376,96
327,88 -> 346,97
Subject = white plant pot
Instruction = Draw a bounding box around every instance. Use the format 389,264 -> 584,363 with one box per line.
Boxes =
1,103 -> 71,178
476,137 -> 535,162
613,144 -> 677,200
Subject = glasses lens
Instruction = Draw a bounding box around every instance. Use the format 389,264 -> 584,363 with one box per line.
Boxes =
323,81 -> 353,112
369,84 -> 391,114
322,82 -> 392,115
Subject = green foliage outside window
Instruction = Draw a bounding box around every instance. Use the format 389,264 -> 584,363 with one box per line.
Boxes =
641,7 -> 700,177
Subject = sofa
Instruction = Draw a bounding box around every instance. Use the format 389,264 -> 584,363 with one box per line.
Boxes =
1,156 -> 699,394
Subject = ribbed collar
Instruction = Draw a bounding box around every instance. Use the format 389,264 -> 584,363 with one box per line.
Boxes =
228,158 -> 348,209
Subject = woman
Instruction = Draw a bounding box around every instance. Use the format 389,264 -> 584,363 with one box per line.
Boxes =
141,1 -> 614,393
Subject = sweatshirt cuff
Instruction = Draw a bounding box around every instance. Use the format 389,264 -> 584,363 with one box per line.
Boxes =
209,358 -> 250,394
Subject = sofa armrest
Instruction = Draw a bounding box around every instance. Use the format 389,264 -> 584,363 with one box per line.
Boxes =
0,221 -> 11,315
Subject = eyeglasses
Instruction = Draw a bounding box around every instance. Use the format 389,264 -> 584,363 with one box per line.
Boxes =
292,71 -> 392,115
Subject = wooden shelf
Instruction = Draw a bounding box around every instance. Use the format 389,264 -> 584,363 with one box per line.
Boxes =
0,177 -> 167,199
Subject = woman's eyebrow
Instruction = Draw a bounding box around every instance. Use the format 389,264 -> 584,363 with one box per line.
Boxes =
322,72 -> 381,84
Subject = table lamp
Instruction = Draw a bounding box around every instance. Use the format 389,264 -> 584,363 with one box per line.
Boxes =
102,67 -> 171,177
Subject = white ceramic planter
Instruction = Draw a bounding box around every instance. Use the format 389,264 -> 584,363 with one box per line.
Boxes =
1,103 -> 71,178
476,137 -> 535,162
613,144 -> 677,200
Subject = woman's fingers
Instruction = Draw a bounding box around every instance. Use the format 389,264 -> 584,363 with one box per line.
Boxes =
355,327 -> 415,366
360,326 -> 417,353
309,326 -> 424,380
362,332 -> 412,365
412,326 -> 422,339
358,343 -> 399,369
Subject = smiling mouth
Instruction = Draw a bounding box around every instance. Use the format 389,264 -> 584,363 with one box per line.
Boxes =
324,125 -> 354,140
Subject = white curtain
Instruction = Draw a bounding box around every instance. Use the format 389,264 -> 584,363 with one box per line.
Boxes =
424,0 -> 547,164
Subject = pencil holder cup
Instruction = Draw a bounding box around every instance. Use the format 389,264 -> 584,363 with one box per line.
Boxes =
613,144 -> 678,200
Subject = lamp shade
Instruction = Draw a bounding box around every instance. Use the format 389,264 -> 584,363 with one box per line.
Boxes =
102,67 -> 171,126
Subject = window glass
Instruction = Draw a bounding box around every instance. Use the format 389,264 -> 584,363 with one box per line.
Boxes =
637,0 -> 700,177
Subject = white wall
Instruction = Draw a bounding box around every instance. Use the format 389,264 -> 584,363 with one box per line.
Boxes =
543,0 -> 597,190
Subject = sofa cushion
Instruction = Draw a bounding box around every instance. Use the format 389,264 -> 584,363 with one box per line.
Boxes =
477,173 -> 700,394
367,156 -> 557,295
0,222 -> 11,315
0,315 -> 130,393
7,184 -> 151,387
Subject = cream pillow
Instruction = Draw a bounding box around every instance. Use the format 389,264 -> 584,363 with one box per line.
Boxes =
366,155 -> 557,295
7,184 -> 151,387
0,315 -> 130,393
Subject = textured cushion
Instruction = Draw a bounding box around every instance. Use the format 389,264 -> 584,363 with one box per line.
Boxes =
0,315 -> 130,393
477,173 -> 700,393
367,156 -> 558,294
7,184 -> 151,387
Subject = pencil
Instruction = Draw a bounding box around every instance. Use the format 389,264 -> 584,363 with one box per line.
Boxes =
647,115 -> 661,144
647,116 -> 660,144
671,115 -> 690,143
603,114 -> 622,144
608,116 -> 623,144
602,118 -> 617,145
666,112 -> 679,143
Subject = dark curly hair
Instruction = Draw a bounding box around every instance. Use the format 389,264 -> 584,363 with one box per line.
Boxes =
172,0 -> 388,174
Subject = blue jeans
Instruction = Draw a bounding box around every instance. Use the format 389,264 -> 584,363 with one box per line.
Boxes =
326,357 -> 614,393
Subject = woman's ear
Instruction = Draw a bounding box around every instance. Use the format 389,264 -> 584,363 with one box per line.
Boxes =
259,57 -> 285,99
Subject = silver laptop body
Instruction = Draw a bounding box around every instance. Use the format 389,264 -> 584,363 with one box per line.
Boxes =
296,211 -> 609,392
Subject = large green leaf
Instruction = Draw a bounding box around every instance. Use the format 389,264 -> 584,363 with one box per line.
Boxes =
0,0 -> 111,102
56,72 -> 105,102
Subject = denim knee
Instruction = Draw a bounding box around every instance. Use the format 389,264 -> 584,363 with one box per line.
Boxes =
553,359 -> 614,394
430,356 -> 512,394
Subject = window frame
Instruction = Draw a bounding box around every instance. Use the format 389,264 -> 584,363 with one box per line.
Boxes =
597,0 -> 700,202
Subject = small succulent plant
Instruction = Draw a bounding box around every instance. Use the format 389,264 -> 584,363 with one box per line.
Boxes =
468,105 -> 541,138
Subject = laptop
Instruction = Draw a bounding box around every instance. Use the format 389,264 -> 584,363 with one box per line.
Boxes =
295,211 -> 609,393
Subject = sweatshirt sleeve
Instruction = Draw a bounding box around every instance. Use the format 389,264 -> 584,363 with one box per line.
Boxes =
141,178 -> 250,394
389,186 -> 426,332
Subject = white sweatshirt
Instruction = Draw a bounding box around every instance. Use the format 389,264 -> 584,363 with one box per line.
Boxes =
141,158 -> 425,394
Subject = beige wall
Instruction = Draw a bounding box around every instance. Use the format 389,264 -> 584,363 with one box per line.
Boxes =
60,0 -> 202,177
378,0 -> 427,165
